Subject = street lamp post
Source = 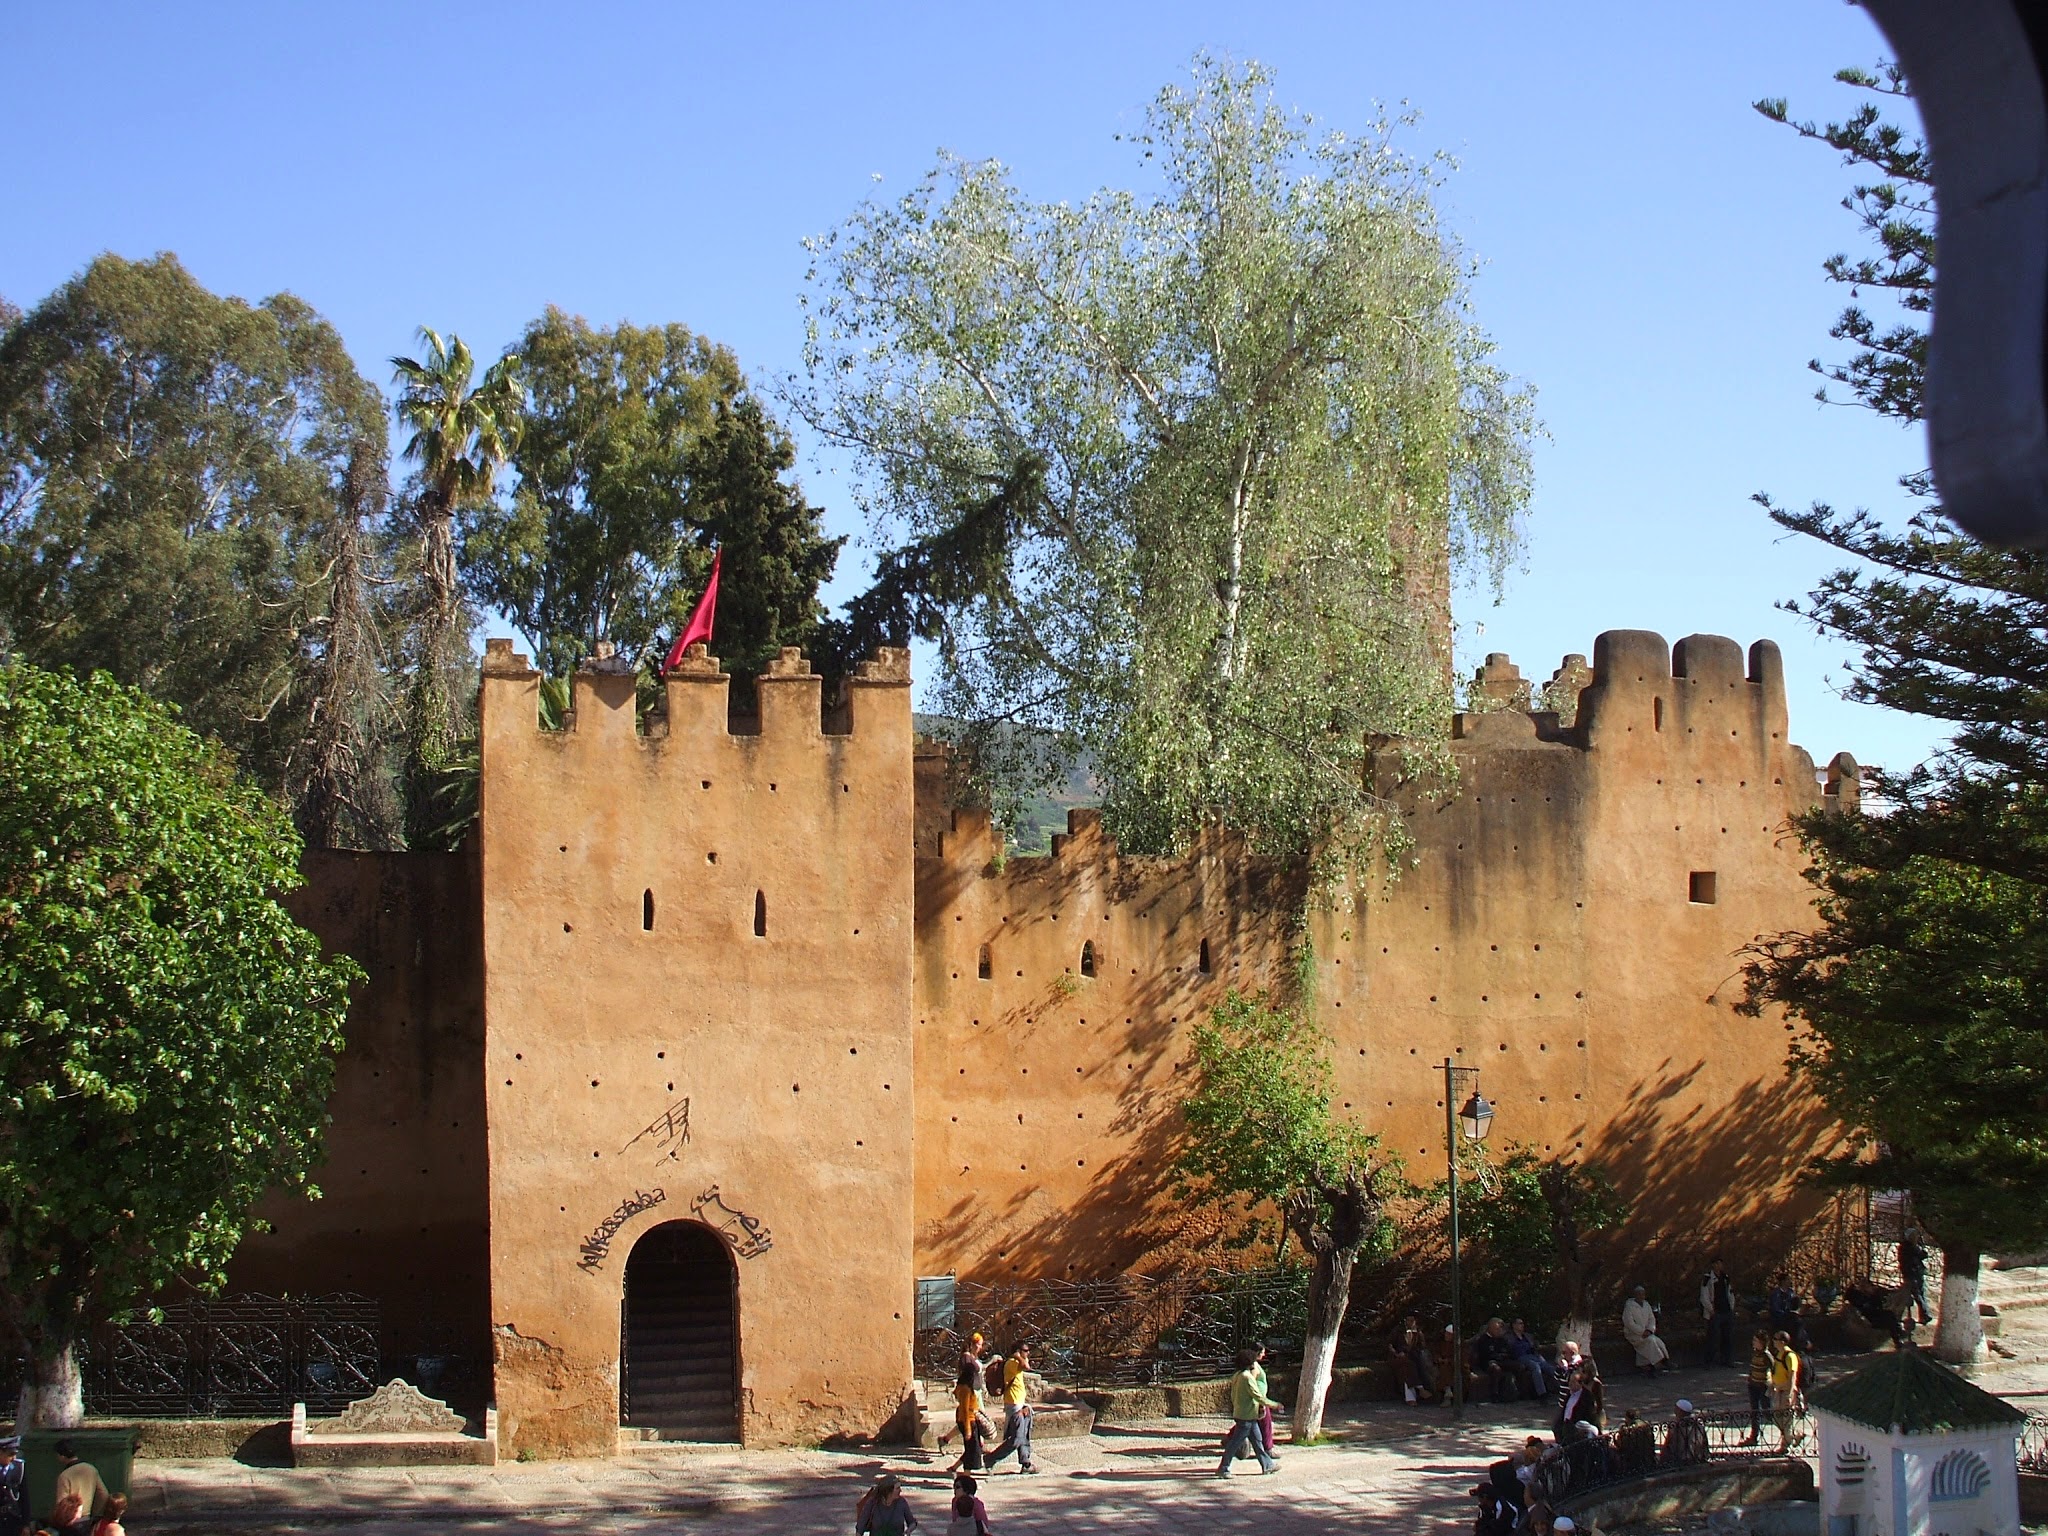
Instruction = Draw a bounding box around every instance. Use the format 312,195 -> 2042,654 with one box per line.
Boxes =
1442,1057 -> 1495,1420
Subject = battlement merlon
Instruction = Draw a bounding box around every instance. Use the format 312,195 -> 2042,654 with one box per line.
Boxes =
477,638 -> 913,747
1575,630 -> 1789,746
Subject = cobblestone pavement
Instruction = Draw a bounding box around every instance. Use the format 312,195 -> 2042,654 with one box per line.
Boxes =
124,1361 -> 1769,1535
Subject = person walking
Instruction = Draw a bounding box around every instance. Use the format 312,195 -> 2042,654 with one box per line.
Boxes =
1215,1348 -> 1280,1477
1249,1343 -> 1278,1456
1621,1286 -> 1670,1375
87,1494 -> 127,1536
0,1439 -> 24,1536
944,1370 -> 990,1475
1900,1230 -> 1932,1327
1744,1329 -> 1774,1446
946,1473 -> 991,1536
1702,1260 -> 1737,1368
856,1473 -> 920,1534
985,1343 -> 1037,1473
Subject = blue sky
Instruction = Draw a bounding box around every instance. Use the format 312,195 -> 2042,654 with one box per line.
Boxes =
1,0 -> 1934,772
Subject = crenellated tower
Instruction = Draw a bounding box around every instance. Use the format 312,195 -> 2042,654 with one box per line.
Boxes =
476,639 -> 916,1457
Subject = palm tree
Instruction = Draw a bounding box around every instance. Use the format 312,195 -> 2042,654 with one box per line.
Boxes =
390,328 -> 522,846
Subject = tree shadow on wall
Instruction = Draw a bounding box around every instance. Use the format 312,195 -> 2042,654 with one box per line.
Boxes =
920,838 -> 1310,1282
1580,1057 -> 1839,1303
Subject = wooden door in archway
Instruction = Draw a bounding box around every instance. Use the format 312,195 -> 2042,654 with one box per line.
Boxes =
621,1220 -> 738,1441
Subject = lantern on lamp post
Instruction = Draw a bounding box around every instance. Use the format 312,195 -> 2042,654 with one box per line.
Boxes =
1443,1058 -> 1495,1419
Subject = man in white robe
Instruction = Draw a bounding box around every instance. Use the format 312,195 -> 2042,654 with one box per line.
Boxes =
1622,1285 -> 1671,1374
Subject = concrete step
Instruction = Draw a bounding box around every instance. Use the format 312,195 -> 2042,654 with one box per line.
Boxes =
1983,1277 -> 2048,1312
617,1424 -> 739,1448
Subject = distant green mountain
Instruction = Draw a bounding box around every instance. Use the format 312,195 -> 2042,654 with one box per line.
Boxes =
913,715 -> 1099,854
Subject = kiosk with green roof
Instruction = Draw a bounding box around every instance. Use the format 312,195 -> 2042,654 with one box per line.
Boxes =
1810,1348 -> 2026,1536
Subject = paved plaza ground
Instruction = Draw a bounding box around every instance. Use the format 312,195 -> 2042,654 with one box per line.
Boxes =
121,1360 -> 1793,1535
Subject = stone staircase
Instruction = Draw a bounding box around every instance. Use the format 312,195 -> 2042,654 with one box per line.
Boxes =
1980,1263 -> 2048,1365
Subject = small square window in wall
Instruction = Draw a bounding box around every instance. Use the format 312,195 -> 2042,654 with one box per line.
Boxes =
1688,871 -> 1718,905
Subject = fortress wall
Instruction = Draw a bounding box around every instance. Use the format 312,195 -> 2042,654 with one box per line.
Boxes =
476,642 -> 917,1457
228,849 -> 489,1358
915,633 -> 1848,1298
912,810 -> 1301,1281
1321,635 -> 1845,1288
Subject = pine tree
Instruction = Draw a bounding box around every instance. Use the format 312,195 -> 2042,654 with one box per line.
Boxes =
1742,65 -> 2048,1362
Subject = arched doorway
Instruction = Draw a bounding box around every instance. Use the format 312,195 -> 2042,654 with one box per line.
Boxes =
621,1220 -> 738,1441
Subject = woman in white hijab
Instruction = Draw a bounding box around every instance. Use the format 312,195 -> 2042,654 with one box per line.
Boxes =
1622,1285 -> 1671,1374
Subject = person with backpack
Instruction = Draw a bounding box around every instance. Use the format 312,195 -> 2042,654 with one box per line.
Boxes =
856,1473 -> 919,1534
946,1473 -> 991,1536
984,1343 -> 1037,1474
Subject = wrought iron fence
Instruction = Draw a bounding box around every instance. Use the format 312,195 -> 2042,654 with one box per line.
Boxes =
1538,1408 -> 1814,1507
914,1267 -> 1376,1384
2018,1415 -> 2048,1475
2,1294 -> 386,1418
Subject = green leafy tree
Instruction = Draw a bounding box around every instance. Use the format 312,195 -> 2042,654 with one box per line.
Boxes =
1441,1146 -> 1630,1348
1746,65 -> 2048,1361
390,328 -> 520,847
0,664 -> 360,1425
1177,991 -> 1401,1440
0,253 -> 399,847
464,310 -> 839,679
797,54 -> 1535,863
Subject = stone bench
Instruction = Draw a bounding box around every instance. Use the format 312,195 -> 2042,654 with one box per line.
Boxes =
291,1380 -> 497,1467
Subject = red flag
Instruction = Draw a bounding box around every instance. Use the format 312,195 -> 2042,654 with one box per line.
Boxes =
662,549 -> 721,675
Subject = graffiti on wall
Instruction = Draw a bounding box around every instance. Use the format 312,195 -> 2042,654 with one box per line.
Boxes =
577,1188 -> 667,1273
619,1095 -> 691,1166
692,1184 -> 773,1259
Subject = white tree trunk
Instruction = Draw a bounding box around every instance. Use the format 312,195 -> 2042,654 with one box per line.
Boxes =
28,1339 -> 84,1428
1290,1241 -> 1355,1443
1934,1248 -> 1985,1363
1293,1326 -> 1338,1443
1555,1316 -> 1593,1356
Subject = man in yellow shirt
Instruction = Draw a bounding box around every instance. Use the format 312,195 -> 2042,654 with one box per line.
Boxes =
986,1342 -> 1038,1473
1769,1331 -> 1805,1451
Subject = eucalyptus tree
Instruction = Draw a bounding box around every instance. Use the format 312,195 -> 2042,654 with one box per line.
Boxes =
0,253 -> 398,847
796,54 -> 1534,860
390,329 -> 521,844
463,310 -> 838,679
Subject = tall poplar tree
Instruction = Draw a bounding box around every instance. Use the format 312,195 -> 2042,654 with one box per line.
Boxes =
796,55 -> 1534,860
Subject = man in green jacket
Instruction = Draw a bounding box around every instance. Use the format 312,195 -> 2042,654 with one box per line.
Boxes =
1215,1349 -> 1280,1477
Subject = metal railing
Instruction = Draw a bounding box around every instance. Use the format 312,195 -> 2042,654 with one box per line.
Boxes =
3,1294 -> 406,1417
1537,1408 -> 1814,1507
2018,1415 -> 2048,1476
914,1266 -> 1378,1384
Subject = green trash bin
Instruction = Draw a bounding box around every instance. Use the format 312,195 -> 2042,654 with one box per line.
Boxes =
19,1427 -> 137,1525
